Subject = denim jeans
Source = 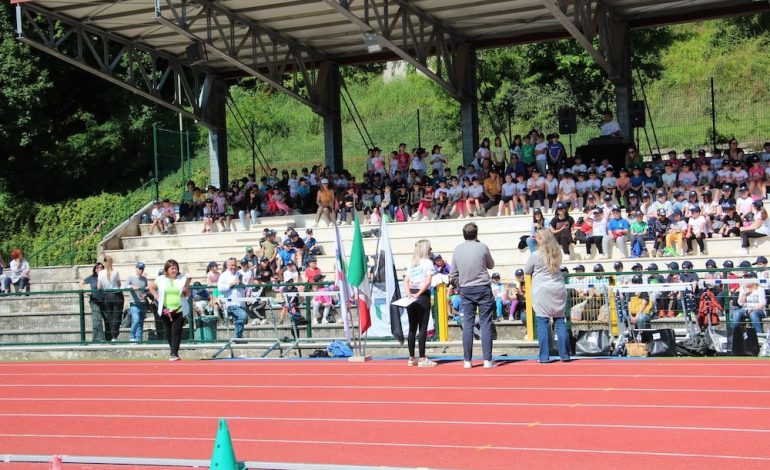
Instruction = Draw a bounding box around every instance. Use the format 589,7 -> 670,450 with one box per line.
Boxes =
3,277 -> 29,293
129,303 -> 148,342
731,308 -> 766,333
536,316 -> 570,362
460,285 -> 495,361
636,312 -> 651,330
526,237 -> 538,253
227,305 -> 248,338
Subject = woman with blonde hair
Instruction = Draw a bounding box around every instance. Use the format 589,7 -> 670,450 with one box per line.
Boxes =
403,239 -> 436,367
97,255 -> 123,341
524,228 -> 570,363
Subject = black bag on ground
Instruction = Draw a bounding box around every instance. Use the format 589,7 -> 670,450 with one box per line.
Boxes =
574,330 -> 612,356
641,329 -> 676,357
729,324 -> 759,356
676,333 -> 710,356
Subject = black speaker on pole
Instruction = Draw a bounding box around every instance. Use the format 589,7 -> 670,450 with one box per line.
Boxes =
186,42 -> 205,62
558,107 -> 577,134
630,100 -> 646,128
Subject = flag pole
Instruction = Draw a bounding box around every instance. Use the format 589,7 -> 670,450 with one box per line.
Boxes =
348,212 -> 372,362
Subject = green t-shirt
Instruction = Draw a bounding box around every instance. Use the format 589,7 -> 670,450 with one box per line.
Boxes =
164,279 -> 182,311
521,144 -> 535,164
630,220 -> 648,235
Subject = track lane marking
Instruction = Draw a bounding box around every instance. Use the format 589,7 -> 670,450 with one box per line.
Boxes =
1,396 -> 769,411
2,383 -> 769,393
1,433 -> 769,463
1,413 -> 769,434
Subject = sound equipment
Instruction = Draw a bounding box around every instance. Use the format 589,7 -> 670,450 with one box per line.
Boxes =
558,107 -> 577,134
630,100 -> 646,128
186,42 -> 205,63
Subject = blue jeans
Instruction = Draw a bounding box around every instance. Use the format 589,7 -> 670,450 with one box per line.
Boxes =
526,237 -> 538,253
536,316 -> 570,362
129,303 -> 148,342
636,313 -> 651,330
227,305 -> 248,338
3,277 -> 29,293
460,285 -> 495,361
731,308 -> 766,333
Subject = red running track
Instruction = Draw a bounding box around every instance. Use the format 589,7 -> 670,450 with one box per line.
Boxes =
1,358 -> 770,469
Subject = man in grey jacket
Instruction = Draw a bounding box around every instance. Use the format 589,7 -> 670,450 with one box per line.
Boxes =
449,222 -> 496,369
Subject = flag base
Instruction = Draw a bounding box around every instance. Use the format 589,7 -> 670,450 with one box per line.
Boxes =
348,355 -> 372,362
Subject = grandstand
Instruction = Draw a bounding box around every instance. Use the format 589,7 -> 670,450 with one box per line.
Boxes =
31,202 -> 770,289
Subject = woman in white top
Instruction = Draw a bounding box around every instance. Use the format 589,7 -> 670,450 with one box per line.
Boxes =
738,201 -> 770,254
403,239 -> 436,367
97,255 -> 123,341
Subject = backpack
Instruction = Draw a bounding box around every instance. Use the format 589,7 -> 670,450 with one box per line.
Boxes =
327,339 -> 354,358
697,290 -> 722,331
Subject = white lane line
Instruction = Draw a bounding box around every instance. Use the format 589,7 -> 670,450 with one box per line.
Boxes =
2,396 -> 770,412
1,383 -> 769,393
1,433 -> 769,462
0,372 -> 768,379
0,360 -> 767,368
1,412 -> 768,434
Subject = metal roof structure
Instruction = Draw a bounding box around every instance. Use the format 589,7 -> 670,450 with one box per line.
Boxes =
19,1 -> 770,79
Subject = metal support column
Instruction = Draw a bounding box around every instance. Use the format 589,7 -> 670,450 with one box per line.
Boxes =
201,75 -> 229,188
316,61 -> 344,172
456,45 -> 479,167
602,8 -> 634,142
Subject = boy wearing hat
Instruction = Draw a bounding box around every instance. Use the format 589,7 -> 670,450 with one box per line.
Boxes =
607,206 -> 630,257
665,210 -> 687,256
125,262 -> 148,342
684,206 -> 707,255
490,273 -> 506,322
628,210 -> 649,258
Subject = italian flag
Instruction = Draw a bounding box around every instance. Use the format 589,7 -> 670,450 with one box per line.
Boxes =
347,213 -> 371,334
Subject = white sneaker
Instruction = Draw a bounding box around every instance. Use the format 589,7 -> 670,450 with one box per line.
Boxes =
321,318 -> 329,324
737,248 -> 749,255
483,360 -> 498,369
463,360 -> 472,369
417,358 -> 437,368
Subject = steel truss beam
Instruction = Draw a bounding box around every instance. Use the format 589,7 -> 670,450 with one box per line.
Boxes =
539,0 -> 629,82
154,0 -> 326,113
14,2 -> 211,125
323,0 -> 469,100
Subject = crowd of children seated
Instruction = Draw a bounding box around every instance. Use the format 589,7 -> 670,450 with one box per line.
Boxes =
157,134 -> 770,259
192,225 -> 332,325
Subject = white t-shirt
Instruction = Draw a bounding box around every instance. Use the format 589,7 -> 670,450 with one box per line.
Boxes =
534,143 -> 548,161
559,179 -> 576,196
502,182 -> 516,197
688,215 -> 707,236
736,196 -> 753,216
406,259 -> 434,290
601,121 -> 621,136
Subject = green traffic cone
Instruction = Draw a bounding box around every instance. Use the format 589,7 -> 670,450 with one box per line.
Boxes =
210,418 -> 239,470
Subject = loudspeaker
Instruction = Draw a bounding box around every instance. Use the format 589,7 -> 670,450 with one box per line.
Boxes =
630,100 -> 646,128
558,107 -> 577,134
186,42 -> 205,63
